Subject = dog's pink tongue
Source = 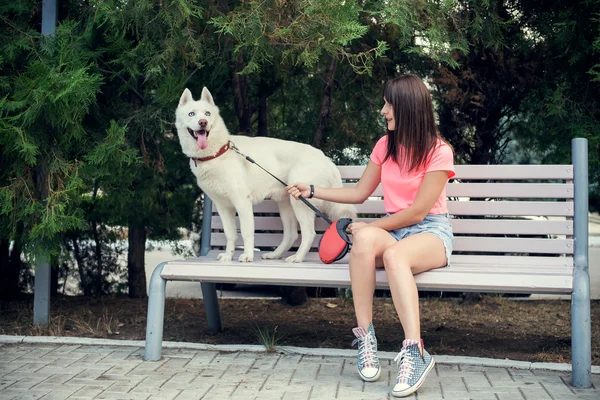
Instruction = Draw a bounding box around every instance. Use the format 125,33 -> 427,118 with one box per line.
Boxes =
197,133 -> 208,150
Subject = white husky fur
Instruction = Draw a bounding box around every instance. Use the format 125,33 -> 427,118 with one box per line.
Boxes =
175,87 -> 356,263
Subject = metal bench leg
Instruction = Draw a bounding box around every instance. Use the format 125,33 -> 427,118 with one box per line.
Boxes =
571,138 -> 591,388
144,262 -> 167,361
201,282 -> 223,332
198,195 -> 223,332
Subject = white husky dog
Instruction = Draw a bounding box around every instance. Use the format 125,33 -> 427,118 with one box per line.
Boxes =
175,87 -> 356,263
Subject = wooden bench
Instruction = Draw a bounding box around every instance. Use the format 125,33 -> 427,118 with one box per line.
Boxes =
144,138 -> 591,388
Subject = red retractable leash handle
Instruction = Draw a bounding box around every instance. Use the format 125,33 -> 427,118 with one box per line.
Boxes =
317,218 -> 352,263
230,142 -> 352,264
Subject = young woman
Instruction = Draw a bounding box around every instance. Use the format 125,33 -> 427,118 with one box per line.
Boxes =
286,74 -> 455,398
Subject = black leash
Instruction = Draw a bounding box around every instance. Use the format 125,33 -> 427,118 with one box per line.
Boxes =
229,141 -> 333,225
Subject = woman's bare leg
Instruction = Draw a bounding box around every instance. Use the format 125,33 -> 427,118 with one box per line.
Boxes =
382,232 -> 447,340
349,227 -> 396,330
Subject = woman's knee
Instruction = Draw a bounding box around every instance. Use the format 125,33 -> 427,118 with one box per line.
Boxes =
350,227 -> 381,257
382,247 -> 410,273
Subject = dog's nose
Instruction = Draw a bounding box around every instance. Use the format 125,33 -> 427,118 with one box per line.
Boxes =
199,119 -> 208,127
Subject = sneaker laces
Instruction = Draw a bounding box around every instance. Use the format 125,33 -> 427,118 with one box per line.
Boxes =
352,332 -> 377,367
394,348 -> 415,384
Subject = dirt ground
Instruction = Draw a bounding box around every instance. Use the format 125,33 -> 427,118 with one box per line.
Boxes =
0,294 -> 598,365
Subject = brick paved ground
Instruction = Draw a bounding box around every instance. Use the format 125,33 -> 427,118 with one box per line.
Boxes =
1,341 -> 598,400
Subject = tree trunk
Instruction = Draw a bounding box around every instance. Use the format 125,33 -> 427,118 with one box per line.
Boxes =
8,229 -> 23,298
0,238 -> 21,300
232,52 -> 251,135
279,286 -> 307,306
258,95 -> 268,137
217,0 -> 229,12
50,255 -> 59,296
257,71 -> 284,137
0,239 -> 9,270
0,239 -> 9,302
72,237 -> 91,296
312,56 -> 338,149
472,108 -> 502,164
71,237 -> 91,296
91,220 -> 103,295
127,219 -> 147,298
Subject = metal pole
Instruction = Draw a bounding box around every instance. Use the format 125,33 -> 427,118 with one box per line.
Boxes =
571,138 -> 591,388
33,0 -> 58,327
199,195 -> 223,332
200,195 -> 213,257
33,258 -> 51,326
144,262 -> 167,361
41,0 -> 58,36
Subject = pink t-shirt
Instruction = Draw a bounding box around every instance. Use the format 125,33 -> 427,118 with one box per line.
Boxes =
370,136 -> 455,214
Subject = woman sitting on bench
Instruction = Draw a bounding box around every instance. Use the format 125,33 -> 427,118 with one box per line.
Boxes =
287,73 -> 455,398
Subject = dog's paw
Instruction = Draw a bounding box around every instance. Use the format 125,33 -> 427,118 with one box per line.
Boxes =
262,252 -> 282,260
238,253 -> 254,263
285,254 -> 304,263
217,252 -> 233,262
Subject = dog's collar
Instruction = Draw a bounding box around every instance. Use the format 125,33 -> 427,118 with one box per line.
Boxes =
191,142 -> 231,166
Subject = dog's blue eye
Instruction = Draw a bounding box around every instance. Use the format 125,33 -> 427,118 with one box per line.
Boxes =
188,111 -> 195,117
205,111 -> 211,116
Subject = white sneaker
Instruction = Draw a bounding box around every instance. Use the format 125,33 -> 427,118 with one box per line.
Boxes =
351,323 -> 380,382
392,339 -> 435,397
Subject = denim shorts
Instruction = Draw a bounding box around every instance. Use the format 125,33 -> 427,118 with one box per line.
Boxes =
387,213 -> 454,266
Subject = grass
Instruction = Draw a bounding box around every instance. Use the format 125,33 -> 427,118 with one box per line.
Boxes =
253,324 -> 283,352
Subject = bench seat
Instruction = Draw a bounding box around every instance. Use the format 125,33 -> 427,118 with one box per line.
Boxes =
162,251 -> 573,294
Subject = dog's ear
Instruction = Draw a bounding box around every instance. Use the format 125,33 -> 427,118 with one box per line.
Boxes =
201,87 -> 215,106
179,88 -> 193,107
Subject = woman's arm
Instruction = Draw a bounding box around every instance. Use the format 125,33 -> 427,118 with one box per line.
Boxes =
287,161 -> 381,204
368,170 -> 450,231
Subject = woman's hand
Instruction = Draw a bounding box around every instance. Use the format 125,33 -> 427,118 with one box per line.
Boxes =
348,221 -> 369,234
286,183 -> 310,199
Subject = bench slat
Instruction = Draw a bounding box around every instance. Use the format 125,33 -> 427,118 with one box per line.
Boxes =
343,183 -> 574,199
171,251 -> 573,267
338,165 -> 573,180
447,183 -> 573,198
450,254 -> 572,267
162,254 -> 572,294
237,200 -> 574,217
209,233 -> 574,254
211,216 -> 573,236
448,201 -> 573,217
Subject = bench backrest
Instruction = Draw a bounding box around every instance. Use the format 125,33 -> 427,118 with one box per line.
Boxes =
209,165 -> 574,261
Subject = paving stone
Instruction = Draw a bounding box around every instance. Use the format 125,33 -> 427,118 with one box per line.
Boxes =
0,343 -> 598,400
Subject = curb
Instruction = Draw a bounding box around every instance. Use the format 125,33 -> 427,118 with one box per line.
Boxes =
1,335 -> 598,374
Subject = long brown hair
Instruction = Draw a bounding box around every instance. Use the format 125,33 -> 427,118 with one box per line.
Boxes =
382,74 -> 441,172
